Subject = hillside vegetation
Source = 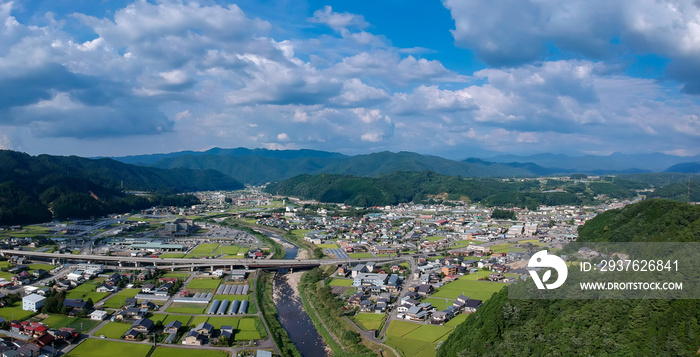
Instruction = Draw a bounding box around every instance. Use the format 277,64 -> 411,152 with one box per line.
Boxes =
438,200 -> 700,357
0,150 -> 243,224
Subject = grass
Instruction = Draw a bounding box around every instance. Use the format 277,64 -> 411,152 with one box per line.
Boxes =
148,313 -> 168,323
162,272 -> 190,279
66,281 -> 110,302
159,253 -> 185,258
165,303 -> 206,314
162,314 -> 192,326
189,315 -> 209,327
431,276 -> 506,302
404,325 -> 453,343
205,316 -> 239,329
424,236 -> 445,242
0,302 -> 35,321
354,313 -> 384,330
0,261 -> 11,269
27,263 -> 56,271
43,315 -> 74,328
0,271 -> 13,280
386,320 -> 421,337
316,243 -> 340,249
50,317 -> 100,333
216,245 -> 247,255
185,243 -> 220,258
102,289 -> 140,309
235,330 -> 262,340
94,322 -> 132,339
186,278 -> 221,292
328,278 -> 353,287
348,253 -> 374,258
65,339 -> 152,357
444,313 -> 469,327
423,297 -> 455,311
151,347 -> 228,357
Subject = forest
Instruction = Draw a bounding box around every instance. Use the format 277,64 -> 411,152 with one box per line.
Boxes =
438,199 -> 700,356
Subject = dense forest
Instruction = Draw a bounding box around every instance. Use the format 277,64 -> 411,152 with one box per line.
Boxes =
264,171 -> 652,208
0,150 -> 242,225
438,200 -> 700,356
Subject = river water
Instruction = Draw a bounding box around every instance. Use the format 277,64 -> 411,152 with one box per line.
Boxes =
263,231 -> 328,357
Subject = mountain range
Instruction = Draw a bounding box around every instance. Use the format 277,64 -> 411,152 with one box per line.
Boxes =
110,148 -> 700,184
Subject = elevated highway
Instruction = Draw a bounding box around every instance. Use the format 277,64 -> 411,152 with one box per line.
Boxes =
0,249 -> 407,271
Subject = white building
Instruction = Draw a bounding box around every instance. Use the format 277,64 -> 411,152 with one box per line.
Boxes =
90,310 -> 109,321
77,263 -> 104,274
22,294 -> 46,312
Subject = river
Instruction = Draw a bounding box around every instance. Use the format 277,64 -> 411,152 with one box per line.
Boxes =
263,231 -> 328,357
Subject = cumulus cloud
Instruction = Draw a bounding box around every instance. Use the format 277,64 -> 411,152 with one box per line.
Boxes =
309,6 -> 369,32
443,0 -> 700,91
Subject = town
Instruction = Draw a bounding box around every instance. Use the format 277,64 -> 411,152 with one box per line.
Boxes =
0,183 -> 642,357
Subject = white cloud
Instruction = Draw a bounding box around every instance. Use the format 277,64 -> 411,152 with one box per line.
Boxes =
277,132 -> 289,141
309,6 -> 368,32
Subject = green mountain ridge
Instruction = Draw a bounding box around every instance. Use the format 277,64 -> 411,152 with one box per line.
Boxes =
0,150 -> 243,225
437,199 -> 700,357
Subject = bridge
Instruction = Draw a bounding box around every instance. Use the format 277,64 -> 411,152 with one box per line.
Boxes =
0,249 -> 408,271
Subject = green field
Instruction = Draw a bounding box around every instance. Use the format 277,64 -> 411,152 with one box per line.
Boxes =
423,297 -> 455,311
162,272 -> 190,279
348,253 -> 374,258
205,316 -> 239,329
185,243 -> 220,258
0,302 -> 35,321
162,314 -> 192,326
186,278 -> 221,292
216,245 -> 247,256
316,243 -> 340,249
151,347 -> 228,357
385,321 -> 453,357
27,263 -> 56,272
102,289 -> 140,308
65,339 -> 152,357
0,271 -> 13,280
46,317 -> 100,333
165,303 -> 206,314
94,322 -> 132,339
424,236 -> 445,242
66,281 -> 110,302
431,276 -> 506,302
159,253 -> 185,258
444,313 -> 469,327
148,313 -> 168,323
328,278 -> 353,287
0,261 -> 11,269
189,315 -> 209,327
354,313 -> 384,330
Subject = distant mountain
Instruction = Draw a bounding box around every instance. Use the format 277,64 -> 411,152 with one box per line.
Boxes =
264,171 -> 587,208
113,147 -> 346,165
485,152 -> 697,173
118,149 -> 555,184
0,150 -> 243,224
664,162 -> 700,173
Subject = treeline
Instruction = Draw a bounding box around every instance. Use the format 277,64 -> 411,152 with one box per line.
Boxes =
438,199 -> 700,356
0,150 -> 241,225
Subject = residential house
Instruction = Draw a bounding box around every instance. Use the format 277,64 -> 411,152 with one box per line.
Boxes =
90,310 -> 108,321
164,320 -> 182,334
182,330 -> 202,345
195,322 -> 213,336
131,318 -> 154,333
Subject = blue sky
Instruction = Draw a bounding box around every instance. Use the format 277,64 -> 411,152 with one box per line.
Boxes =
1,0 -> 700,159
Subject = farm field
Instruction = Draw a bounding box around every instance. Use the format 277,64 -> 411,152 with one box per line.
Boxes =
162,314 -> 192,326
148,313 -> 168,323
209,295 -> 256,314
0,302 -> 35,321
27,263 -> 56,272
431,277 -> 506,302
423,297 -> 455,311
102,289 -> 140,309
216,245 -> 247,256
185,243 -> 220,258
348,253 -> 374,258
65,281 -> 110,302
165,303 -> 206,314
316,243 -> 340,249
162,272 -> 190,279
385,320 -> 455,357
354,313 -> 384,330
189,315 -> 209,327
44,317 -> 99,332
65,339 -> 151,357
186,278 -> 221,292
328,278 -> 353,287
159,253 -> 185,258
151,347 -> 229,357
94,322 -> 132,339
444,313 -> 469,327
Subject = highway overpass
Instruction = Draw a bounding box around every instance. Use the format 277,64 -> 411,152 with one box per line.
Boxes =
0,249 -> 407,271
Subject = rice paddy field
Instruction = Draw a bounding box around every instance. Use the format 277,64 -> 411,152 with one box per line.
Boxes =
150,347 -> 229,357
94,322 -> 132,339
185,243 -> 220,258
431,275 -> 507,302
165,302 -> 206,314
353,313 -> 385,330
65,281 -> 110,302
186,277 -> 221,293
328,278 -> 353,287
65,339 -> 152,357
385,320 -> 457,357
102,288 -> 140,309
0,302 -> 35,321
348,253 -> 374,258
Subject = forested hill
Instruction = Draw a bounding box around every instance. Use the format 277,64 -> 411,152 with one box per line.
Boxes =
264,171 -> 587,208
438,199 -> 700,357
0,150 -> 243,225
